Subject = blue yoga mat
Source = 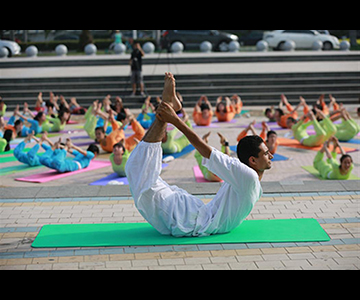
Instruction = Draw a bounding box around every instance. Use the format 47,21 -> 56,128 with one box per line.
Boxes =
340,139 -> 360,145
163,145 -> 195,160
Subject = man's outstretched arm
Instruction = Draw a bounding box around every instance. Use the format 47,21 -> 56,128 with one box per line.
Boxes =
157,102 -> 212,159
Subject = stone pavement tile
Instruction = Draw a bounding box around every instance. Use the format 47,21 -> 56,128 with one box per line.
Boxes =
261,248 -> 288,255
229,262 -> 258,270
176,264 -> 203,270
255,260 -> 285,270
184,257 -> 212,265
282,259 -> 312,269
287,253 -> 316,260
307,258 -> 339,268
202,263 -> 231,270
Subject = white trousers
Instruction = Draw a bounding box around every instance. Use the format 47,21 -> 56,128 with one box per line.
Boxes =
126,141 -> 216,237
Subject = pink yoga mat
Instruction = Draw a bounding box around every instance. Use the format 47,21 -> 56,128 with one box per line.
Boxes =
193,166 -> 223,183
15,160 -> 111,183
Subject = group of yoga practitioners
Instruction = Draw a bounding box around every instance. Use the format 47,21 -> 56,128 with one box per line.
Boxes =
0,76 -> 359,182
0,73 -> 359,238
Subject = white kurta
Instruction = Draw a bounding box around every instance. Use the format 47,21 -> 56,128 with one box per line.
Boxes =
125,142 -> 262,237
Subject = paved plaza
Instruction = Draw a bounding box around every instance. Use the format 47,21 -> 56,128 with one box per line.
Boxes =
0,53 -> 359,270
1,109 -> 359,270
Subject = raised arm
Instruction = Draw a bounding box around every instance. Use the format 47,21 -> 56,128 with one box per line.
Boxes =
65,139 -> 88,157
157,102 -> 212,159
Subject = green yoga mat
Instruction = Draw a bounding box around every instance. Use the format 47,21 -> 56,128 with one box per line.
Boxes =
0,164 -> 44,176
32,219 -> 330,248
0,148 -> 31,156
302,166 -> 360,180
0,155 -> 17,163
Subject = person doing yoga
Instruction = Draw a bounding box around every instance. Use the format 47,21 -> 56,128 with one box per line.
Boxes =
215,96 -> 236,123
273,95 -> 310,129
237,121 -> 279,155
95,109 -> 145,153
40,136 -> 99,173
161,111 -> 192,155
333,108 -> 360,142
194,132 -> 230,183
126,73 -> 273,238
14,132 -> 43,167
313,137 -> 353,180
287,107 -> 337,147
193,95 -> 213,127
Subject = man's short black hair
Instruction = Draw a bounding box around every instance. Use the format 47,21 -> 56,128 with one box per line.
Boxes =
237,135 -> 264,167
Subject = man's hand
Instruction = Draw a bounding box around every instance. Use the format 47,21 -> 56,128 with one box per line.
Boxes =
156,102 -> 180,125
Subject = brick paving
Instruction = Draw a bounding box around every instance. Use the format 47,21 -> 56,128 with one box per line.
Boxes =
0,192 -> 359,270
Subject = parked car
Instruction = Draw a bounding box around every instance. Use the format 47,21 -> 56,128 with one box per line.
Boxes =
161,30 -> 239,51
54,34 -> 79,41
238,31 -> 264,46
0,39 -> 21,57
263,30 -> 340,51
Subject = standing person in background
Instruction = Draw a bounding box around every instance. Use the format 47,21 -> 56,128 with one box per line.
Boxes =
114,30 -> 122,44
130,41 -> 145,97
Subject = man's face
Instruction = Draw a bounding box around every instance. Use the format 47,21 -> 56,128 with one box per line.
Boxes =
253,143 -> 273,172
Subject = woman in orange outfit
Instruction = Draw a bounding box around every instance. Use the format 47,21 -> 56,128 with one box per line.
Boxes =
95,111 -> 145,153
237,121 -> 279,155
275,95 -> 310,128
215,96 -> 236,123
193,95 -> 214,127
231,94 -> 243,115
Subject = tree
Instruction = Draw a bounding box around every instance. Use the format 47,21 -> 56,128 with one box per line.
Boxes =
79,30 -> 94,52
349,30 -> 358,47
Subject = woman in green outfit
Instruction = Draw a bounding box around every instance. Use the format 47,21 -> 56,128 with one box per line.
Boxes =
110,140 -> 132,177
313,137 -> 354,180
161,111 -> 192,154
334,108 -> 360,142
0,130 -> 13,153
287,108 -> 337,148
195,132 -> 230,183
42,110 -> 70,133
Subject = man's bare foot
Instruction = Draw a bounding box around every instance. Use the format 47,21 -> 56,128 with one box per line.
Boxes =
162,72 -> 182,112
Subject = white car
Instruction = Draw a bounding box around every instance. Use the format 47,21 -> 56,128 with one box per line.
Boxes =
263,30 -> 340,51
0,40 -> 21,57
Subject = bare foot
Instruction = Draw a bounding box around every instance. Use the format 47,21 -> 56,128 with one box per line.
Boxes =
202,132 -> 211,144
162,72 -> 182,112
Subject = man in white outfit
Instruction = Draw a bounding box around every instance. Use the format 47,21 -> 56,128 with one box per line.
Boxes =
126,73 -> 273,237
